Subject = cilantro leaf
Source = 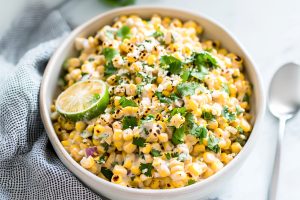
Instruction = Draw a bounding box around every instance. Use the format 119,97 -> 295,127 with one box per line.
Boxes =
139,163 -> 153,177
172,126 -> 185,145
133,137 -> 146,147
176,82 -> 199,97
188,179 -> 196,185
103,48 -> 118,61
151,149 -> 161,157
221,83 -> 230,95
119,97 -> 138,107
155,92 -> 172,104
170,107 -> 187,117
222,106 -> 236,122
153,29 -> 164,38
185,113 -> 207,139
207,134 -> 220,153
97,154 -> 107,164
236,105 -> 244,115
137,72 -> 155,84
243,93 -> 250,102
104,61 -> 117,76
141,114 -> 155,124
202,111 -> 214,121
116,25 -> 131,39
101,167 -> 113,180
181,69 -> 190,82
191,126 -> 207,139
194,51 -> 219,69
122,116 -> 138,129
190,66 -> 208,81
160,55 -> 183,74
165,152 -> 180,160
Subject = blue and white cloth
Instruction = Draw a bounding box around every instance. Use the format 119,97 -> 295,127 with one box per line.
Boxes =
0,1 -> 104,199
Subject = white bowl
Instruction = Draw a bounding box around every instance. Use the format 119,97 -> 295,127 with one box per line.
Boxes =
40,6 -> 265,200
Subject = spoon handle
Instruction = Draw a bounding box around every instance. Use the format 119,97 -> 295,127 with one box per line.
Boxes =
268,117 -> 286,200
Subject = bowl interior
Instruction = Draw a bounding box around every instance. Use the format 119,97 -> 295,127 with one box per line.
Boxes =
40,6 -> 265,200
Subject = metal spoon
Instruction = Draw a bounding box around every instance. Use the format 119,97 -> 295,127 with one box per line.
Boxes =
268,62 -> 300,200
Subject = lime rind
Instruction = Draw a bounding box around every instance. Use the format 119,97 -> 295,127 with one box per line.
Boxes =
56,80 -> 109,121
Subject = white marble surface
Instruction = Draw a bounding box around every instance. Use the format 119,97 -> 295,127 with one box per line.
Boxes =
1,0 -> 300,199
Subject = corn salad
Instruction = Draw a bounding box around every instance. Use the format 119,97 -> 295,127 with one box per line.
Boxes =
51,14 -> 253,189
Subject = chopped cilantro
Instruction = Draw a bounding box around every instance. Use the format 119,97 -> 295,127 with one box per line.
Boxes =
236,126 -> 244,134
97,154 -> 106,164
194,51 -> 219,69
137,84 -> 143,96
101,167 -> 113,180
103,48 -> 118,61
202,111 -> 214,121
139,163 -> 153,177
185,113 -> 207,139
222,106 -> 236,122
155,92 -> 172,104
190,66 -> 208,81
176,82 -> 199,97
132,137 -> 146,147
160,55 -> 183,74
181,69 -> 190,82
137,72 -> 155,84
122,116 -> 138,129
104,61 -> 117,76
153,28 -> 164,38
191,126 -> 207,140
141,114 -> 155,123
172,126 -> 185,145
188,179 -> 196,185
165,152 -> 179,160
207,134 -> 220,153
119,96 -> 138,107
151,149 -> 161,157
116,25 -> 131,39
221,83 -> 230,95
101,142 -> 109,151
236,105 -> 244,115
243,93 -> 250,102
170,107 -> 187,118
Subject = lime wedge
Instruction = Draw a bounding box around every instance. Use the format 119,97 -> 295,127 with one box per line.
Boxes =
56,80 -> 109,121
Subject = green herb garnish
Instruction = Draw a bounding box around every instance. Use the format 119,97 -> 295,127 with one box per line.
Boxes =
202,111 -> 214,121
101,167 -> 113,180
188,179 -> 196,185
207,134 -> 220,153
181,69 -> 190,82
151,149 -> 162,157
160,55 -> 183,74
172,126 -> 185,145
139,163 -> 153,177
176,82 -> 199,97
222,106 -> 236,122
119,96 -> 138,107
103,48 -> 118,61
116,25 -> 131,39
122,116 -> 138,129
194,51 -> 219,69
132,137 -> 146,147
104,61 -> 117,76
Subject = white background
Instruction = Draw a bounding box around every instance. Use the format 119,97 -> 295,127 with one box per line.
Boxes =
1,0 -> 300,199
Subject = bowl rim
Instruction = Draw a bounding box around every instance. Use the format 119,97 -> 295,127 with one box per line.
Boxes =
40,5 -> 266,195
